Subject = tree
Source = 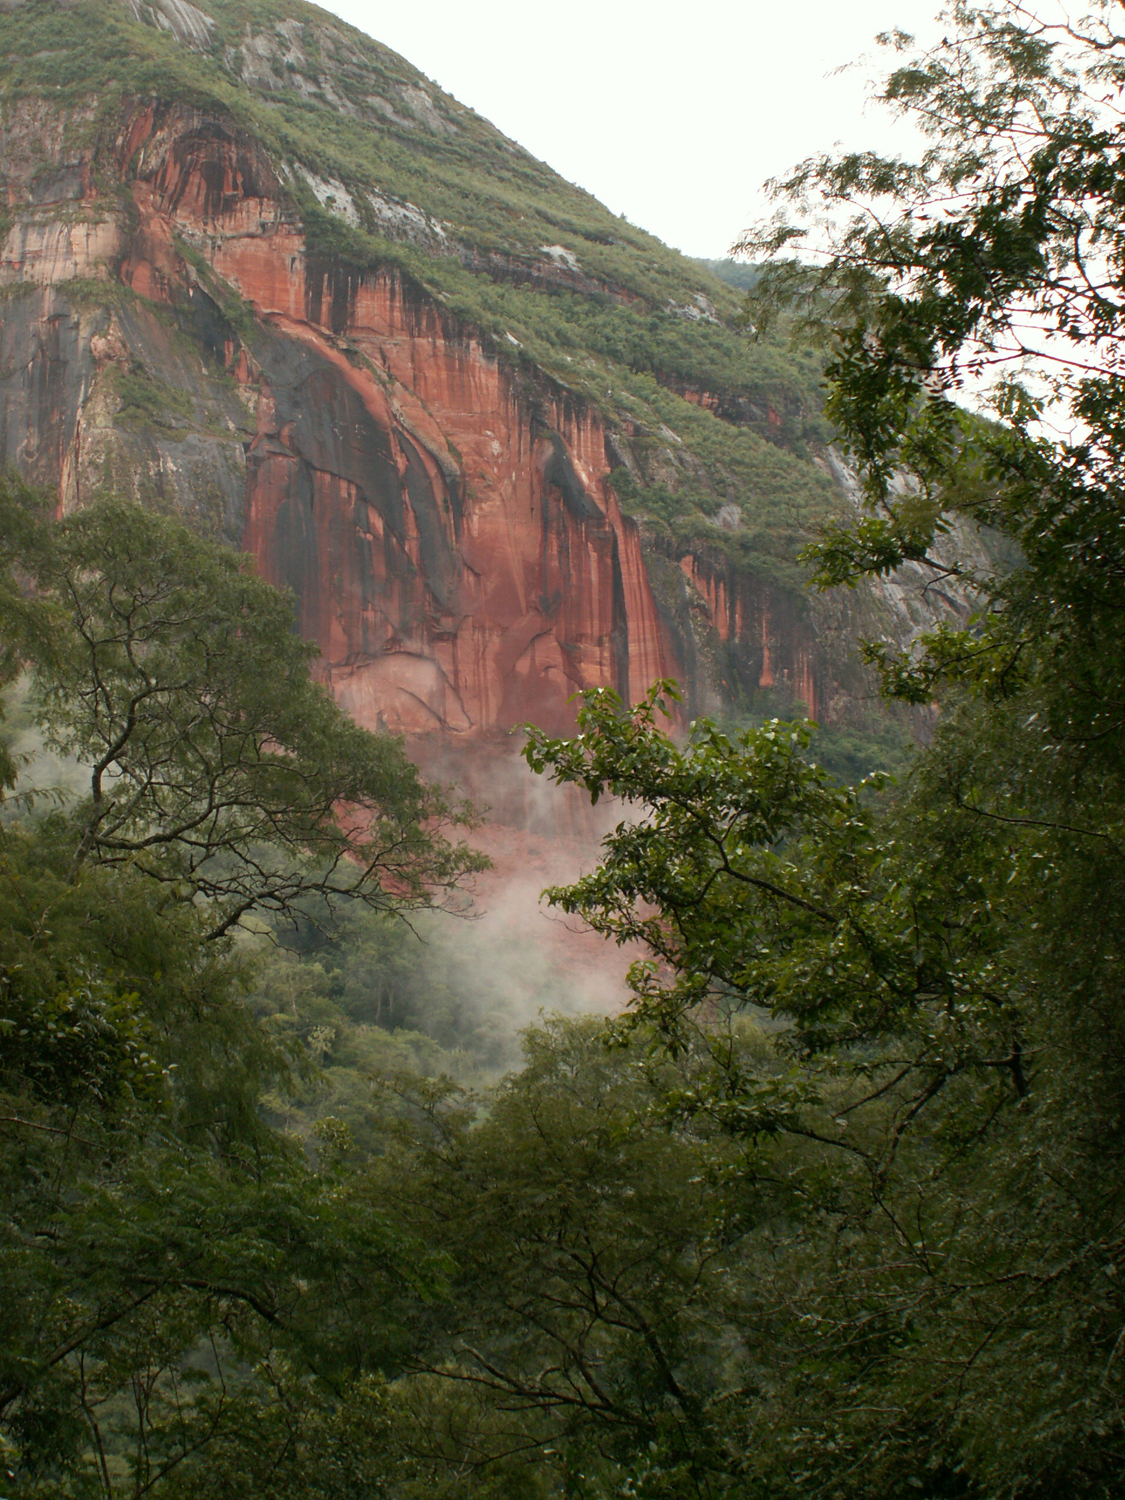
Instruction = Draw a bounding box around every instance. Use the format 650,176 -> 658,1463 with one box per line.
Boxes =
518,5 -> 1125,1491
365,1016 -> 810,1499
739,0 -> 1125,734
1,481 -> 482,940
0,484 -> 480,1496
523,685 -> 1125,1495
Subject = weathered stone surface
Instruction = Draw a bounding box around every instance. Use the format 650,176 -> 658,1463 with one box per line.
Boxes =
0,99 -> 692,743
0,92 -> 958,768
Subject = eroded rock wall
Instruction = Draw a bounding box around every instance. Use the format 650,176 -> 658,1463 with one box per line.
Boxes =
0,94 -> 909,761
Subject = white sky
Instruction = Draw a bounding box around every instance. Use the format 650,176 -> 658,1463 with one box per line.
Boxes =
319,0 -> 944,259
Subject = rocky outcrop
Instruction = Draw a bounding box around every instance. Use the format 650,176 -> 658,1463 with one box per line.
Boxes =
0,0 -> 979,774
0,93 -> 857,746
117,106 -> 677,735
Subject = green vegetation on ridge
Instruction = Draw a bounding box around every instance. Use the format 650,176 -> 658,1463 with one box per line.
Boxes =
0,0 -> 842,572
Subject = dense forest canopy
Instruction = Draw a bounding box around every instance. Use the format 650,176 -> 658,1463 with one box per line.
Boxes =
6,1 -> 1125,1496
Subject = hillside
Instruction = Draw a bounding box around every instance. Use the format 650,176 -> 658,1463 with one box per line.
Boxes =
0,0 -> 955,743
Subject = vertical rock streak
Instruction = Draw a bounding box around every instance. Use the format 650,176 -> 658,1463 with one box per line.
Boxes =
0,98 -> 836,747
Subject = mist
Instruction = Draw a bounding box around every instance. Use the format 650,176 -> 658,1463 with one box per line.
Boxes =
1,677 -> 635,1077
2,676 -> 91,812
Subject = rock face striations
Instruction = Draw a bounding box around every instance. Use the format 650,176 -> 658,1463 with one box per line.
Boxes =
0,0 -> 968,756
128,105 -> 676,737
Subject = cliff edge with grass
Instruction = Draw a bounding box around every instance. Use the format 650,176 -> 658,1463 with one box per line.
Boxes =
0,0 -> 964,750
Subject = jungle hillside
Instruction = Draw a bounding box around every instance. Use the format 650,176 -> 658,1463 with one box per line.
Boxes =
5,1 -> 1125,1497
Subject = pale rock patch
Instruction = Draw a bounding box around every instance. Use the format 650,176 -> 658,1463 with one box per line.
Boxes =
126,0 -> 214,52
398,85 -> 457,136
296,167 -> 361,229
539,244 -> 580,272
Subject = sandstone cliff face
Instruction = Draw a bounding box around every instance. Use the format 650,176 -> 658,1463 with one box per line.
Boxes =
143,106 -> 688,736
0,93 -> 853,744
0,0 -> 992,1028
0,0 -> 976,767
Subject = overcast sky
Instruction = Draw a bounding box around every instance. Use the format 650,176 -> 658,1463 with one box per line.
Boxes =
319,0 -> 944,259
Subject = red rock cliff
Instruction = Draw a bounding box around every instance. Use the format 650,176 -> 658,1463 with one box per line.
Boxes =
72,104 -> 685,738
0,97 -> 846,754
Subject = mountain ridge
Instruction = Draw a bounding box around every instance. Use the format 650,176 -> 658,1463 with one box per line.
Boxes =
0,0 -> 962,752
